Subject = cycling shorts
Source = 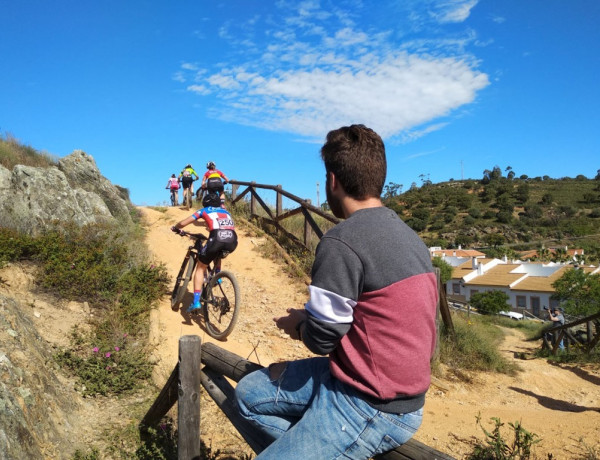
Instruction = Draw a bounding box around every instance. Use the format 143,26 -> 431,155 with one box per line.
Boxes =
181,176 -> 194,189
206,177 -> 224,193
198,229 -> 238,265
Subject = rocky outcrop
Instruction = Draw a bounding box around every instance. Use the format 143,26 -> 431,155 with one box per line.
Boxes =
0,294 -> 83,459
0,150 -> 134,235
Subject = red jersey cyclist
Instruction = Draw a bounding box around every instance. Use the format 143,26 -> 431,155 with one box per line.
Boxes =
171,192 -> 238,312
201,161 -> 230,206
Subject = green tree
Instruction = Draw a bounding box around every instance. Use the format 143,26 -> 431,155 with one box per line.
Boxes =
484,234 -> 505,248
470,290 -> 510,315
383,182 -> 403,200
552,269 -> 600,316
541,193 -> 554,205
432,256 -> 453,284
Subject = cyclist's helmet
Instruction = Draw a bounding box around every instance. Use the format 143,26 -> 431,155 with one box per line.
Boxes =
206,161 -> 216,170
185,164 -> 192,169
202,192 -> 221,208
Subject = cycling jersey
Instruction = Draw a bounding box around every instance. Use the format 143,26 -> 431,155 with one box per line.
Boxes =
181,167 -> 199,178
167,178 -> 180,190
192,206 -> 237,264
203,169 -> 226,181
192,206 -> 235,232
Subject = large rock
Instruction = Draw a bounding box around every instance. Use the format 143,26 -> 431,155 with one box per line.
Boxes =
0,294 -> 83,459
0,150 -> 133,235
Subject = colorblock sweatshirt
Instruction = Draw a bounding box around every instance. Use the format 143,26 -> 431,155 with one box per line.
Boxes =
303,206 -> 438,414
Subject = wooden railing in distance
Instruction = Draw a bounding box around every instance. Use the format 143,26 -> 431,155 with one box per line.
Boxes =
228,180 -> 339,249
141,336 -> 455,460
542,311 -> 600,355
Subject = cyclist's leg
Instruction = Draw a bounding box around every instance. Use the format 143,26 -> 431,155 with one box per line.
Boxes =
188,259 -> 207,311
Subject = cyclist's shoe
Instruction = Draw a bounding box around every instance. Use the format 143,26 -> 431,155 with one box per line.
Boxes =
187,302 -> 202,313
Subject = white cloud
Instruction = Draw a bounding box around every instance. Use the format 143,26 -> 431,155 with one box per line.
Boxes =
433,0 -> 479,24
181,0 -> 489,141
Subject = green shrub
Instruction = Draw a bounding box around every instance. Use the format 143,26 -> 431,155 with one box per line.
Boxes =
470,291 -> 510,315
438,314 -> 519,376
55,331 -> 153,396
466,415 -> 542,460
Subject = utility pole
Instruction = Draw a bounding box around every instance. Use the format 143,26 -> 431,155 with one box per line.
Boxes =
316,182 -> 320,207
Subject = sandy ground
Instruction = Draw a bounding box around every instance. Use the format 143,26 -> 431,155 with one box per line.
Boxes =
2,204 -> 598,459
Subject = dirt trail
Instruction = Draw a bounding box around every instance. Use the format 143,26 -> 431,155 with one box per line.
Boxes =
141,206 -> 600,459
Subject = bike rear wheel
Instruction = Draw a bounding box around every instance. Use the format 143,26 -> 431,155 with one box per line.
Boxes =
171,254 -> 196,310
185,189 -> 193,210
203,270 -> 240,340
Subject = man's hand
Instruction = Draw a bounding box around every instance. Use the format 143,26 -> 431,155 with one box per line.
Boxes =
171,226 -> 183,235
274,308 -> 307,340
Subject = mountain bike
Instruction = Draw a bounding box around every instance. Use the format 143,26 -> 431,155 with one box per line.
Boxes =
167,187 -> 179,206
182,186 -> 194,210
171,231 -> 240,340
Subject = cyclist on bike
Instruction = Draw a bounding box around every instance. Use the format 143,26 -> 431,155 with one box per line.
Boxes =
165,174 -> 180,206
200,161 -> 229,207
171,192 -> 238,312
179,163 -> 199,197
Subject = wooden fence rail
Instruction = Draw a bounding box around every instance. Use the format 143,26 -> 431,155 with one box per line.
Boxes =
141,336 -> 455,460
542,311 -> 600,355
228,180 -> 339,249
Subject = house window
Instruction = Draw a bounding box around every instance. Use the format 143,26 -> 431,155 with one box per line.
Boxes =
516,296 -> 527,309
452,283 -> 460,294
470,289 -> 479,297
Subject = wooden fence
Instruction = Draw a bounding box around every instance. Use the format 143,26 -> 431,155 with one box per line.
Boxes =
542,311 -> 600,355
228,180 -> 339,250
141,336 -> 455,460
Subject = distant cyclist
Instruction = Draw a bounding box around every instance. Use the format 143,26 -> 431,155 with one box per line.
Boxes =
171,192 -> 238,312
165,174 -> 180,206
179,164 -> 199,196
201,161 -> 230,206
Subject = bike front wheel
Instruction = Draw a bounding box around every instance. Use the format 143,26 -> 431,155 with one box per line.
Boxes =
171,254 -> 195,311
203,270 -> 240,340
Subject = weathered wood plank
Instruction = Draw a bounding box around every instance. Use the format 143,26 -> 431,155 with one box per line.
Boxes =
177,335 -> 202,460
140,363 -> 179,429
200,368 -> 271,454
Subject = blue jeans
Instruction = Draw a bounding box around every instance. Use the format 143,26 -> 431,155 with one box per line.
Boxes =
234,357 -> 423,460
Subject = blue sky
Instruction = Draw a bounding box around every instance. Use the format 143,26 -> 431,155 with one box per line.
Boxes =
2,0 -> 599,207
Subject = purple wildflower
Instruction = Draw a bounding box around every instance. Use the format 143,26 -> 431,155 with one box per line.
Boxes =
105,352 -> 111,358
92,347 -> 99,353
114,346 -> 120,352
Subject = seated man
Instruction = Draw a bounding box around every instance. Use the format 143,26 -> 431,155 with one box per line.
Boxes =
235,124 -> 438,460
171,192 -> 237,312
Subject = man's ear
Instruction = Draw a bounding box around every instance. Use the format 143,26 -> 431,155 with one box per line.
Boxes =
328,171 -> 338,191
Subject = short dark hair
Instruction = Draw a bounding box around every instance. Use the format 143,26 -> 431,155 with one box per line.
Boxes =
320,124 -> 386,199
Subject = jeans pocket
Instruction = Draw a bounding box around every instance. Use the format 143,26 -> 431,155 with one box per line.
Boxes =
375,434 -> 403,455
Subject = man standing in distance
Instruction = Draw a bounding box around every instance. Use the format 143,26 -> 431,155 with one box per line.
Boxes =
235,124 -> 438,459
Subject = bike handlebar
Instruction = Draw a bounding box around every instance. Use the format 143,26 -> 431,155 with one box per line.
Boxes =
173,228 -> 207,241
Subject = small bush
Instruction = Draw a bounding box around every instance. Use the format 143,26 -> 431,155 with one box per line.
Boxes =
466,415 -> 542,459
55,329 -> 153,397
438,314 -> 519,376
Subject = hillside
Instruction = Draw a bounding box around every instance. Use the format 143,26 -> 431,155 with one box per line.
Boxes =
384,170 -> 600,262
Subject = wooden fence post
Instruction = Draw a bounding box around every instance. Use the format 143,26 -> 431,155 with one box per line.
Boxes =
231,184 -> 238,201
177,335 -> 202,460
276,185 -> 282,217
250,182 -> 256,216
